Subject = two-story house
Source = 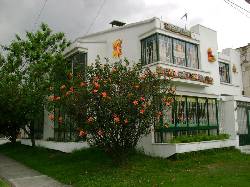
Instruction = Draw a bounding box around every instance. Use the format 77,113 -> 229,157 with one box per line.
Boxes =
22,17 -> 250,156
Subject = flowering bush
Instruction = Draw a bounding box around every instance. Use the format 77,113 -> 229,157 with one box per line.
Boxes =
48,57 -> 175,159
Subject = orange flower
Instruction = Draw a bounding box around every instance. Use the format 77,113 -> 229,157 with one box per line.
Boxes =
156,111 -> 162,118
140,97 -> 145,102
79,130 -> 87,137
60,85 -> 66,90
65,91 -> 71,96
113,115 -> 120,123
140,109 -> 145,114
94,82 -> 100,89
48,114 -> 54,121
92,89 -> 98,94
101,92 -> 107,98
124,118 -> 129,124
48,95 -> 55,101
87,117 -> 94,124
79,82 -> 87,87
97,129 -> 104,137
58,116 -> 63,124
69,86 -> 74,92
133,100 -> 139,105
165,101 -> 171,106
54,96 -> 61,101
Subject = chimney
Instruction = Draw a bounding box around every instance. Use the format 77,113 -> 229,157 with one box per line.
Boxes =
110,20 -> 126,27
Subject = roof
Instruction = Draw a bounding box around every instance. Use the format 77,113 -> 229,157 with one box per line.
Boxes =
76,17 -> 158,41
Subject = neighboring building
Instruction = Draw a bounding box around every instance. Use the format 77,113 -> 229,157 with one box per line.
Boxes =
24,17 -> 250,156
238,44 -> 250,96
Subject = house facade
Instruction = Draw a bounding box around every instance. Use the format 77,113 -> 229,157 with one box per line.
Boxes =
22,17 -> 250,156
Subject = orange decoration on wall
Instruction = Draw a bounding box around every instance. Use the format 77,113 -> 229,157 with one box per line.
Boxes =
112,39 -> 122,58
207,48 -> 216,62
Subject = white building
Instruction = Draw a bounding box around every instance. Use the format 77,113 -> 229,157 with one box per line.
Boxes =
22,17 -> 250,156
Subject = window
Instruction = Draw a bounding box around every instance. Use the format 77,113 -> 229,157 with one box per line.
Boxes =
53,51 -> 88,142
173,39 -> 186,66
155,96 -> 219,143
158,35 -> 173,64
186,43 -> 199,69
141,33 -> 199,69
219,62 -> 230,83
67,51 -> 87,77
141,34 -> 158,65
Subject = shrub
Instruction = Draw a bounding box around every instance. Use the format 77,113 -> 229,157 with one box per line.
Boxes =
48,57 -> 175,161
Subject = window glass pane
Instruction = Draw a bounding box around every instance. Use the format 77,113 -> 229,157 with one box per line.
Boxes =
71,52 -> 87,77
163,103 -> 175,128
186,43 -> 199,69
186,97 -> 197,127
175,96 -> 187,127
198,98 -> 208,126
208,99 -> 217,126
219,62 -> 230,83
159,35 -> 173,64
173,39 -> 186,66
141,35 -> 157,65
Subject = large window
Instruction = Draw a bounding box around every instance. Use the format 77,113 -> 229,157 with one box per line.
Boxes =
155,96 -> 219,143
141,34 -> 158,65
141,33 -> 199,69
53,51 -> 88,142
158,35 -> 173,64
67,51 -> 87,77
186,43 -> 199,69
219,62 -> 230,83
173,39 -> 186,66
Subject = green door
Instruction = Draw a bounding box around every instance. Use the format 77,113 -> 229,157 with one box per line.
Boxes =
239,107 -> 250,146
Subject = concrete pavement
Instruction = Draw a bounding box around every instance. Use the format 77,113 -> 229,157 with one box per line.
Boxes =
0,154 -> 71,187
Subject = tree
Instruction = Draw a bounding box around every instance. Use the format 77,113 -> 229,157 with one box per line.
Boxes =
0,23 -> 70,146
0,52 -> 27,143
48,57 -> 175,161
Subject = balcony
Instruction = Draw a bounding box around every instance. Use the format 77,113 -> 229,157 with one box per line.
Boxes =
146,61 -> 213,87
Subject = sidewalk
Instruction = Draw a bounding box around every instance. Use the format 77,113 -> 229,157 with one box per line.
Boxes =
0,154 -> 71,187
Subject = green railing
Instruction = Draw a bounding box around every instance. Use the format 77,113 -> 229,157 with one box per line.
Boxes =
155,95 -> 219,143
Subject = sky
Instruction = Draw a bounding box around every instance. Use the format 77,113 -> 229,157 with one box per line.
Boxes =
0,0 -> 250,51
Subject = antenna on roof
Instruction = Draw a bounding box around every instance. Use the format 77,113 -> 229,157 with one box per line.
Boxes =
181,13 -> 188,29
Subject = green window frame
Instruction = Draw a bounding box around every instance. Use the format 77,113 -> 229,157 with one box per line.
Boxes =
155,95 -> 219,143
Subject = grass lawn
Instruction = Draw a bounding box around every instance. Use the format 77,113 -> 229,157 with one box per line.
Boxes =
0,178 -> 10,187
0,143 -> 250,187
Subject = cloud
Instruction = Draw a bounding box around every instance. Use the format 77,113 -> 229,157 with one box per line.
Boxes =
0,0 -> 249,50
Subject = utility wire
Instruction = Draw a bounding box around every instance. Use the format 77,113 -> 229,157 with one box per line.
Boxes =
224,0 -> 250,18
226,0 -> 250,14
33,0 -> 48,29
85,0 -> 107,35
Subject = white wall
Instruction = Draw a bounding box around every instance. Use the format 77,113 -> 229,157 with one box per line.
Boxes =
219,49 -> 243,96
43,110 -> 54,140
222,97 -> 238,139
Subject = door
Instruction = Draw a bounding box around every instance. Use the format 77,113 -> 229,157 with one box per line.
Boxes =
239,107 -> 250,146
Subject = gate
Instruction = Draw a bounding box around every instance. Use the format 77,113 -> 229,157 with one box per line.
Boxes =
237,102 -> 250,146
